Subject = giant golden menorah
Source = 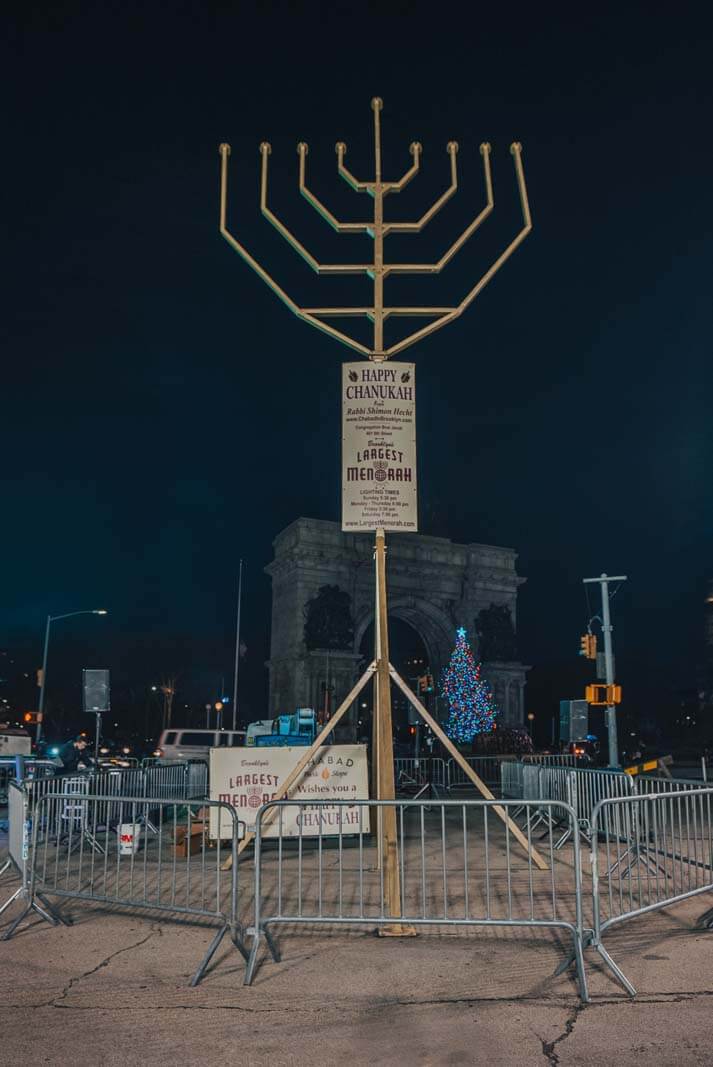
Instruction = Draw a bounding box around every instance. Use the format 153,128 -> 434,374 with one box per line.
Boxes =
218,100 -> 544,909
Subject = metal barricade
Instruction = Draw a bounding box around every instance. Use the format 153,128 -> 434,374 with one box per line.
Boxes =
186,760 -> 209,799
589,787 -> 713,995
522,763 -> 542,802
144,760 -> 189,800
501,761 -> 525,799
530,767 -> 634,846
0,759 -> 56,803
9,792 -> 247,985
536,766 -> 574,845
394,757 -> 447,793
244,797 -> 589,1001
447,755 -> 515,790
0,782 -> 70,931
633,775 -> 702,796
91,767 -> 147,828
568,768 -> 634,838
524,754 -> 578,768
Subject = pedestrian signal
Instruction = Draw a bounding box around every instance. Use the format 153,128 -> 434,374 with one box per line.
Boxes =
23,712 -> 42,725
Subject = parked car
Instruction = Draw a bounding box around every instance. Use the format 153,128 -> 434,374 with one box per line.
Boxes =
156,728 -> 246,761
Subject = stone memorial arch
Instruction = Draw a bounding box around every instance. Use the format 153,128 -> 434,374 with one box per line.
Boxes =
266,518 -> 529,729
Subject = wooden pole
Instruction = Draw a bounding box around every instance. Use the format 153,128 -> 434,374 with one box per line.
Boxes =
374,528 -> 402,919
389,666 -> 549,871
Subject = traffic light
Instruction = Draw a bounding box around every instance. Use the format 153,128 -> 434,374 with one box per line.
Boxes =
579,634 -> 597,659
408,725 -> 416,736
585,684 -> 622,706
23,711 -> 42,725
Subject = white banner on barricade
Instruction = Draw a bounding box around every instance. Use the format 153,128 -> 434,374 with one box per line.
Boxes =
210,744 -> 370,839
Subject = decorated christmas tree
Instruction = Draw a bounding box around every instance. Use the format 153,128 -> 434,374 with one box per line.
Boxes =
442,627 -> 498,743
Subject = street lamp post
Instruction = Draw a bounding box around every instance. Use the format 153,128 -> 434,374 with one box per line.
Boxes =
37,609 -> 108,745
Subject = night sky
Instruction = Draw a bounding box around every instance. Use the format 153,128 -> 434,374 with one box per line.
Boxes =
3,3 -> 712,740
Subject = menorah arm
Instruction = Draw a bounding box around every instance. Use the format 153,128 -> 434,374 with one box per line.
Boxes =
297,143 -> 370,234
219,143 -> 371,357
383,141 -> 422,193
303,306 -> 457,320
386,144 -> 494,275
336,142 -> 371,191
259,144 -> 372,276
384,143 -> 532,359
384,142 -> 458,234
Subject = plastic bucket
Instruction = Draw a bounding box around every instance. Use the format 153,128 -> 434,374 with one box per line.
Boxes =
117,823 -> 142,855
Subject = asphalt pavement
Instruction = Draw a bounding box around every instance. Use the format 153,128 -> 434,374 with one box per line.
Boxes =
1,890 -> 712,1065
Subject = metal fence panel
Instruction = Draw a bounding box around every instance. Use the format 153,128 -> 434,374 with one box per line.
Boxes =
244,797 -> 589,1001
500,761 -> 525,799
589,787 -> 713,995
394,758 -> 447,791
8,782 -> 25,871
447,756 -> 515,790
16,793 -> 246,985
524,754 -> 578,767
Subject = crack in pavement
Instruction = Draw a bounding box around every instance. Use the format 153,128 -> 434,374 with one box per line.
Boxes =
537,988 -> 713,1065
27,929 -> 157,1009
540,1002 -> 585,1065
10,984 -> 713,1017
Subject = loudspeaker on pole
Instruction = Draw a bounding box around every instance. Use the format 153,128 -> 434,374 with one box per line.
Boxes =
83,669 -> 110,713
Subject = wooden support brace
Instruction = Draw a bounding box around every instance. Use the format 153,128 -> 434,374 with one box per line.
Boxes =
389,666 -> 549,871
222,663 -> 377,867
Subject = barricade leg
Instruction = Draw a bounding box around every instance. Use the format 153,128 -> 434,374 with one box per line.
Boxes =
190,923 -> 230,986
698,905 -> 713,929
188,921 -> 250,984
35,891 -> 73,926
1,894 -> 63,940
243,926 -> 281,986
571,930 -> 590,1003
0,884 -> 24,919
593,941 -> 637,996
230,924 -> 250,962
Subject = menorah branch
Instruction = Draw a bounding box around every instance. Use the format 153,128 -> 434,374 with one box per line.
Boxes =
384,142 -> 532,359
384,142 -> 457,234
336,142 -> 371,192
298,143 -> 370,234
386,143 -> 493,274
384,141 -> 422,193
260,143 -> 370,276
219,143 -> 370,356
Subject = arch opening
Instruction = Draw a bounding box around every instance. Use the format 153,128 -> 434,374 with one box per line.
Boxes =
358,616 -> 436,751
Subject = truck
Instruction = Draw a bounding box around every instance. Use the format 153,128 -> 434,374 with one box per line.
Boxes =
246,708 -> 316,748
0,726 -> 32,757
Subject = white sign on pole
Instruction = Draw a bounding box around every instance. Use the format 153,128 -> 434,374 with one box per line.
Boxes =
209,744 -> 370,839
341,361 -> 417,532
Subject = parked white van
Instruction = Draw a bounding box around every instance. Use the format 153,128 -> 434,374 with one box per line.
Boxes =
156,728 -> 245,761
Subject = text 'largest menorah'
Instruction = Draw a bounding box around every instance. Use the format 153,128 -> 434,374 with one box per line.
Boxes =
219,97 -> 531,362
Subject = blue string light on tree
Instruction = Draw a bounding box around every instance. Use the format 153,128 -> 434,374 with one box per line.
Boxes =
442,627 -> 498,743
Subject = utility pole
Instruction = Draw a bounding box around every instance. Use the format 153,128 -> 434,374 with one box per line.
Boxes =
231,560 -> 243,732
583,573 -> 627,767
